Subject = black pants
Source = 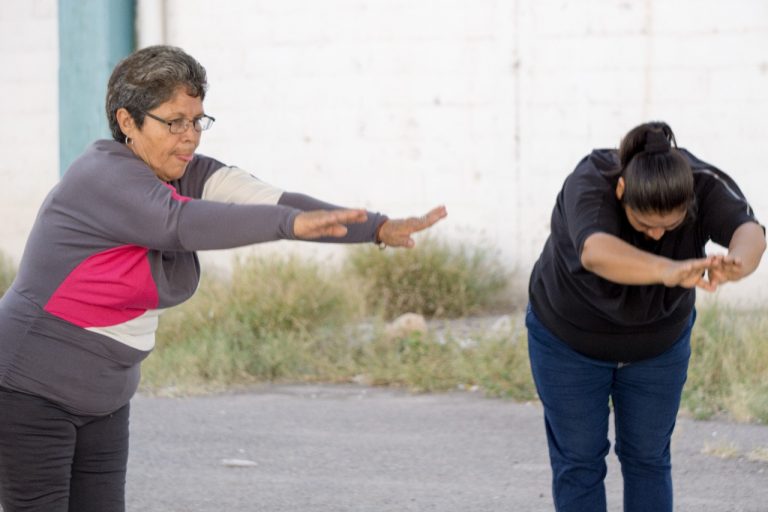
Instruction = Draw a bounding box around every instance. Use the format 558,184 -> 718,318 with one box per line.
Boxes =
0,387 -> 129,512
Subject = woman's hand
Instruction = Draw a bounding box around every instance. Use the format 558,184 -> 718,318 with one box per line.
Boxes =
660,255 -> 720,291
293,209 -> 368,239
707,222 -> 766,287
376,205 -> 448,248
706,255 -> 745,288
700,222 -> 766,288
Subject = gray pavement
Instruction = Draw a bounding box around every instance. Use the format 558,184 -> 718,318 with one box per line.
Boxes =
126,384 -> 768,512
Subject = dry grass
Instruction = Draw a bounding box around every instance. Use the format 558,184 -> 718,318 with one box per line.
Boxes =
0,252 -> 15,297
701,441 -> 741,459
142,248 -> 768,425
345,237 -> 520,319
141,255 -> 367,391
746,447 -> 768,463
141,242 -> 531,399
1,244 -> 762,424
684,304 -> 768,423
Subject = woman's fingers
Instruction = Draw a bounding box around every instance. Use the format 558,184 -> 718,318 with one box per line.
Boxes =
416,205 -> 448,229
293,209 -> 368,239
695,274 -> 718,292
708,256 -> 744,286
378,205 -> 448,248
666,253 -> 750,291
406,205 -> 448,233
667,257 -> 718,289
296,204 -> 448,245
331,209 -> 368,225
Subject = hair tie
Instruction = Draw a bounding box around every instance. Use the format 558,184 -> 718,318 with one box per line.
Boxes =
644,130 -> 671,154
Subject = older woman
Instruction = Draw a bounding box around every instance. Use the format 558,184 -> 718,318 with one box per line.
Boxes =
526,121 -> 764,512
0,45 -> 446,512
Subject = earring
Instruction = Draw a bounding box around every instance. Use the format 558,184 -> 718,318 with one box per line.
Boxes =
125,136 -> 133,146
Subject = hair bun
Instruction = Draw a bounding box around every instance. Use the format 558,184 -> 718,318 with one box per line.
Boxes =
644,129 -> 671,154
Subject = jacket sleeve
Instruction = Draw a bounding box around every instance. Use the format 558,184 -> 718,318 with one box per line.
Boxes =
55,146 -> 300,251
199,165 -> 285,204
279,192 -> 388,244
177,157 -> 387,243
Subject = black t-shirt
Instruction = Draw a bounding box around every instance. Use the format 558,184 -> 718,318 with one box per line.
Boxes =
529,148 -> 761,362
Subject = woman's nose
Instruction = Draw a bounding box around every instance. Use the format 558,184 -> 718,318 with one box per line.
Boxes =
647,227 -> 665,240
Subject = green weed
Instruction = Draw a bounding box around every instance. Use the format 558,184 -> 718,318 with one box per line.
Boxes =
345,237 -> 518,319
0,252 -> 15,297
142,255 -> 366,391
684,304 -> 768,423
141,243 -> 768,425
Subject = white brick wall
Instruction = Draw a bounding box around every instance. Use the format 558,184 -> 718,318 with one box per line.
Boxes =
2,0 -> 767,303
0,0 -> 59,263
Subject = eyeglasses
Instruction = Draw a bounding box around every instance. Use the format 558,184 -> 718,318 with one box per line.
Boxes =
144,111 -> 216,134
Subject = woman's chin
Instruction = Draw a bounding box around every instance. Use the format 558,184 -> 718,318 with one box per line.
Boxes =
157,165 -> 188,182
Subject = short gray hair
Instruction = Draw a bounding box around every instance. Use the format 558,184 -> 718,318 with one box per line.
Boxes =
106,45 -> 208,141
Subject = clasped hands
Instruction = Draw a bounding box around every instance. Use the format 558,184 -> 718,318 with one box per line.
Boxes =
662,254 -> 745,291
293,205 -> 448,248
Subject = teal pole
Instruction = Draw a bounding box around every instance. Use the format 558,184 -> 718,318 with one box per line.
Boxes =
59,0 -> 135,176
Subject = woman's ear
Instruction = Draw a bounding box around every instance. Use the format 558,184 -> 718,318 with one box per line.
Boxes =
115,108 -> 136,140
615,176 -> 625,201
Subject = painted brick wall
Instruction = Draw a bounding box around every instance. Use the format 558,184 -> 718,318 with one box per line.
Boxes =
2,0 -> 767,303
0,0 -> 59,262
166,0 -> 768,303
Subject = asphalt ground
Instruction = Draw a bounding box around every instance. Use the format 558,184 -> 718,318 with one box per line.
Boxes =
125,384 -> 768,512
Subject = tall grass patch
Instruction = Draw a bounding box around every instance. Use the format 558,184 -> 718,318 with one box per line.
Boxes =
684,304 -> 768,423
345,237 -> 515,319
142,240 -> 527,397
0,251 -> 15,297
140,242 -> 768,426
357,326 -> 536,400
142,255 -> 367,392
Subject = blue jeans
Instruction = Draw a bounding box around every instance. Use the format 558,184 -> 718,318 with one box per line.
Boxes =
526,306 -> 693,512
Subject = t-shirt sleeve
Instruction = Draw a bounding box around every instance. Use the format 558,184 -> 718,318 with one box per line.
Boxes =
695,168 -> 763,248
561,169 -> 621,257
